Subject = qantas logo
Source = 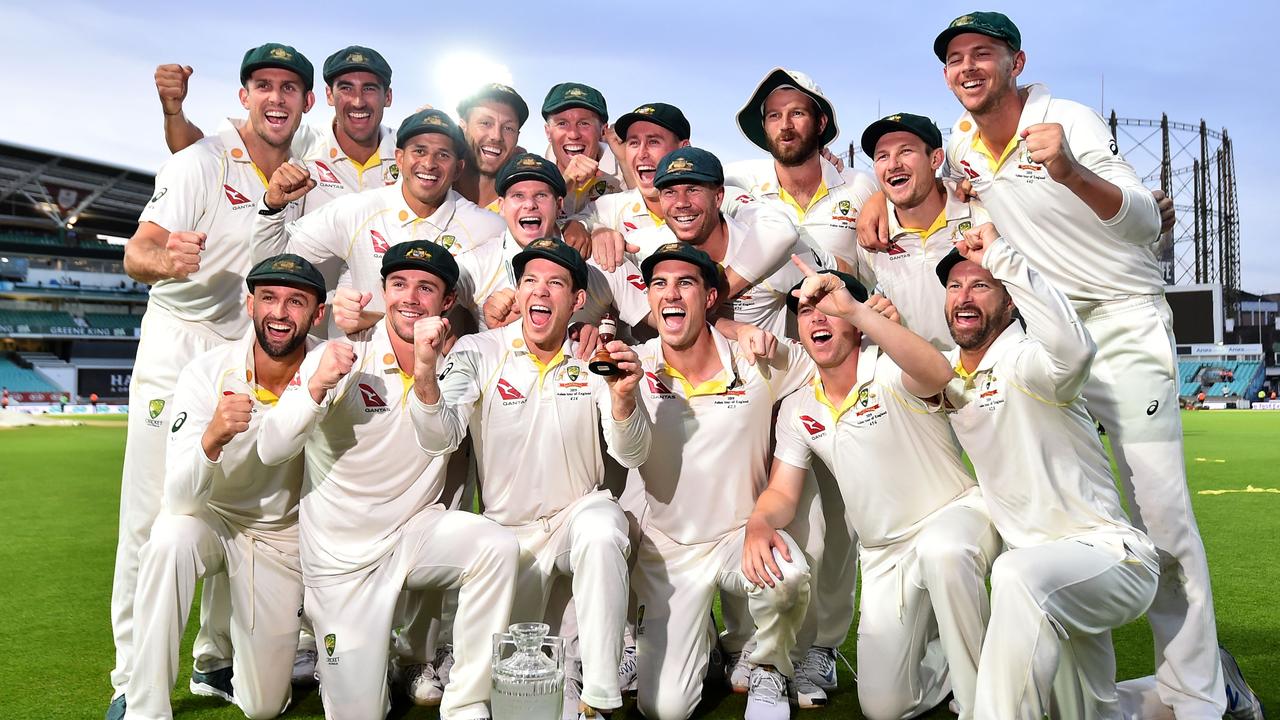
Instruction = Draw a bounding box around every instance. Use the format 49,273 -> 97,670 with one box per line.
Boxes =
370,230 -> 390,254
358,383 -> 388,411
735,194 -> 754,204
886,242 -> 906,256
645,372 -> 674,395
799,414 -> 826,435
314,161 -> 342,185
623,221 -> 638,232
223,184 -> 251,206
958,160 -> 981,180
496,378 -> 525,401
627,274 -> 647,290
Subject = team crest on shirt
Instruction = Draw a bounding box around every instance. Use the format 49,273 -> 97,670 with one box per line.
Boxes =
223,184 -> 252,207
589,180 -> 609,201
495,377 -> 526,404
851,387 -> 887,427
324,633 -> 339,665
799,414 -> 827,437
313,161 -> 343,188
145,398 -> 165,427
439,235 -> 458,253
712,374 -> 749,407
358,383 -> 390,412
1014,146 -> 1049,183
384,163 -> 399,184
973,372 -> 1005,412
557,363 -> 591,396
831,198 -> 856,226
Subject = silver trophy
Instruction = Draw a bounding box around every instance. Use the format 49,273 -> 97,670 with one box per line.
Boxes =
490,622 -> 565,719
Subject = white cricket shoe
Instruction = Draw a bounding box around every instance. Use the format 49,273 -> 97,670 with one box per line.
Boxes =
789,668 -> 828,708
797,645 -> 839,692
433,643 -> 454,687
1221,646 -> 1265,720
745,665 -> 790,720
618,644 -> 638,694
404,663 -> 443,706
291,647 -> 318,685
726,651 -> 752,693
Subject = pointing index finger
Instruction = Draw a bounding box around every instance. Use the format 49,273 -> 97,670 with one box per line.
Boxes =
789,253 -> 817,277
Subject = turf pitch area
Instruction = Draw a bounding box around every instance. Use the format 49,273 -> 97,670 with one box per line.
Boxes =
0,410 -> 1273,718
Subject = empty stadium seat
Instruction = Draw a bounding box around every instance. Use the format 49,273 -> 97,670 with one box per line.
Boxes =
0,358 -> 59,392
83,313 -> 143,331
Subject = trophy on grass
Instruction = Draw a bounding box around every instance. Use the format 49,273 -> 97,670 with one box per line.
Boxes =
490,622 -> 565,719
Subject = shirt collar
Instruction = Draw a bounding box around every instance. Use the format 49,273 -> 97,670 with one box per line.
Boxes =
389,185 -> 461,230
219,118 -> 254,165
320,122 -> 396,165
499,319 -> 571,378
950,319 -> 1024,382
653,325 -> 738,397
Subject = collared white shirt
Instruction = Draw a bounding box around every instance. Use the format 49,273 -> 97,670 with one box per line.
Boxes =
774,341 -> 976,549
453,230 -> 650,330
544,142 -> 627,216
940,238 -> 1137,549
140,119 -> 305,339
252,184 -> 505,319
944,83 -> 1162,305
860,180 -> 990,350
632,327 -> 814,544
410,322 -> 650,526
164,333 -> 317,539
292,123 -> 399,211
256,322 -> 449,584
724,157 -> 879,275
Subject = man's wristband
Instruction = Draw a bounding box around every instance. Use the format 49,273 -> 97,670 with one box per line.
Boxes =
259,193 -> 286,216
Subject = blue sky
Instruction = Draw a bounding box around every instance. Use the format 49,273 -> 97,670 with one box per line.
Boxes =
6,1 -> 1276,292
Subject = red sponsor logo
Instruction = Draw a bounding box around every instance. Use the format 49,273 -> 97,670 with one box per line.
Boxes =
627,274 -> 647,290
314,161 -> 341,185
735,194 -> 754,204
370,230 -> 390,254
623,221 -> 637,231
799,414 -> 826,435
358,383 -> 387,408
496,378 -> 525,401
855,403 -> 881,416
289,372 -> 301,387
958,160 -> 980,180
645,372 -> 673,395
223,184 -> 251,205
886,242 -> 906,255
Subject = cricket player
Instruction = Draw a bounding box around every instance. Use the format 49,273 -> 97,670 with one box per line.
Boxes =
123,255 -> 325,720
411,236 -> 651,718
455,83 -> 530,211
155,46 -> 398,208
111,43 -> 314,716
854,12 -> 1262,717
251,108 -> 504,335
859,113 -> 989,350
255,240 -> 518,720
726,68 -> 878,689
937,222 -> 1163,719
455,153 -> 649,331
625,147 -> 828,340
748,263 -> 999,717
541,83 -> 626,216
628,242 -> 814,720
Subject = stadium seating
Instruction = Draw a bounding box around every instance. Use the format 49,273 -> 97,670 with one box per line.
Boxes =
84,313 -> 143,331
1178,359 -> 1266,398
0,309 -> 78,333
0,357 -> 59,392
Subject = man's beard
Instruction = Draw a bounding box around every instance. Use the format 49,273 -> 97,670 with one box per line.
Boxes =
255,320 -> 309,358
767,127 -> 821,167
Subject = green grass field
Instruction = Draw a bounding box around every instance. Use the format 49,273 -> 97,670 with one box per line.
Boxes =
0,410 -> 1274,719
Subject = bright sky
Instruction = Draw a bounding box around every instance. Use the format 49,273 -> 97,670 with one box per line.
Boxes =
6,1 -> 1276,293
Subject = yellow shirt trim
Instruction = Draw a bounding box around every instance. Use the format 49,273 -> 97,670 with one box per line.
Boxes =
899,208 -> 949,248
254,386 -> 279,406
527,350 -> 567,386
954,358 -> 980,389
814,379 -> 859,424
647,210 -> 665,227
664,365 -> 729,398
970,131 -> 1019,173
251,163 -> 269,188
778,181 -> 829,221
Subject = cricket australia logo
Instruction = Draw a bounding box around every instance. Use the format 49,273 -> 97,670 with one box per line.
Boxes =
324,633 -> 338,665
146,398 -> 165,427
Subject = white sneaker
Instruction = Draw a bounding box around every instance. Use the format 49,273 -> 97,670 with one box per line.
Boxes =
726,651 -> 751,693
1220,646 -> 1265,720
797,645 -> 838,692
404,663 -> 443,706
433,643 -> 454,688
618,644 -> 638,694
291,648 -> 318,685
745,665 -> 790,720
789,668 -> 828,709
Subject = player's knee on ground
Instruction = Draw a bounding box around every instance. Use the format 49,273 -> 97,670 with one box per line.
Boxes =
237,687 -> 291,720
638,681 -> 700,720
140,513 -> 208,564
858,681 -> 923,720
753,544 -> 811,609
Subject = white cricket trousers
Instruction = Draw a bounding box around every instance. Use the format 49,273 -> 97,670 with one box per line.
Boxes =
507,491 -> 630,710
974,530 -> 1160,720
633,525 -> 810,720
856,491 -> 1000,720
125,511 -> 302,720
1079,295 -> 1225,718
110,308 -> 231,695
307,505 -> 517,720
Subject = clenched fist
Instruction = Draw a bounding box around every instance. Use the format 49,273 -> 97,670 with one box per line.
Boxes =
309,341 -> 356,403
164,231 -> 205,280
155,64 -> 192,116
956,221 -> 1000,266
265,162 -> 316,210
202,392 -> 252,460
413,316 -> 450,370
1021,123 -> 1080,184
482,288 -> 520,328
332,288 -> 374,334
562,154 -> 600,188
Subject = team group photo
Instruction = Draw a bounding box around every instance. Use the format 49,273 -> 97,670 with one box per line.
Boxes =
0,3 -> 1276,720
